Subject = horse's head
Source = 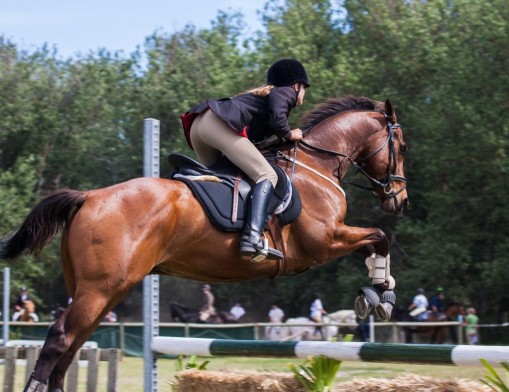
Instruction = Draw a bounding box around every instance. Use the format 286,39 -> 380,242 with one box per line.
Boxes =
299,96 -> 409,215
356,100 -> 409,214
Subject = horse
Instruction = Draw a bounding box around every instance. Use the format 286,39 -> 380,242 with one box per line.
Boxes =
282,315 -> 339,341
327,309 -> 358,326
267,310 -> 358,341
17,300 -> 39,323
169,302 -> 238,324
0,96 -> 408,391
396,302 -> 464,344
327,309 -> 358,337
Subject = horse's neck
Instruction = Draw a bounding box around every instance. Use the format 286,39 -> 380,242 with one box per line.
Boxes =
301,113 -> 382,178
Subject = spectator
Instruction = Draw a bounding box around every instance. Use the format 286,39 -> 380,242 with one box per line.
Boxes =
408,288 -> 429,321
268,304 -> 285,323
199,284 -> 216,322
464,307 -> 479,345
429,287 -> 446,313
230,302 -> 246,321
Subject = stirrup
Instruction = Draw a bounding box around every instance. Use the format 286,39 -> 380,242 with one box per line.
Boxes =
240,237 -> 283,263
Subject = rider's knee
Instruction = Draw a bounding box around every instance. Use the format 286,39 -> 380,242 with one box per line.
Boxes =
256,171 -> 278,188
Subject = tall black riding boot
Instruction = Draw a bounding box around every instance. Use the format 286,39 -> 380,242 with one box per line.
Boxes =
240,180 -> 284,262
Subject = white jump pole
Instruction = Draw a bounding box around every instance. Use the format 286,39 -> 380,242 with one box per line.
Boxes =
143,118 -> 160,392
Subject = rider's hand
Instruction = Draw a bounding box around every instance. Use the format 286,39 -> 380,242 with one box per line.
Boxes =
289,128 -> 303,141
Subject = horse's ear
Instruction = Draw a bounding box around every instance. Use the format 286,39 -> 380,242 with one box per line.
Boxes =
385,99 -> 398,123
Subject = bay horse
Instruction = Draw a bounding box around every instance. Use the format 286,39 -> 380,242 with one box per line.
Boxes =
0,96 -> 408,391
398,303 -> 465,344
169,302 -> 238,324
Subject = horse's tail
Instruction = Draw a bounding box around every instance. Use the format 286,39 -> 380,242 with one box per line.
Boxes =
0,189 -> 85,261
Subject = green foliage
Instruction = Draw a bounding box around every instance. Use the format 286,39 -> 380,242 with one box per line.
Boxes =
289,335 -> 352,391
168,355 -> 210,391
480,359 -> 509,391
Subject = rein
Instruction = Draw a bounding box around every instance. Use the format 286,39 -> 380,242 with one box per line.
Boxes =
277,150 -> 346,197
282,118 -> 407,200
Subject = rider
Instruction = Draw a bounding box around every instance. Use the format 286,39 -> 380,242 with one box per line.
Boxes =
181,59 -> 309,262
310,292 -> 327,338
408,288 -> 429,321
12,286 -> 31,321
199,284 -> 216,322
429,287 -> 445,313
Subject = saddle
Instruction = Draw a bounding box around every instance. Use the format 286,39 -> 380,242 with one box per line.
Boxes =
168,153 -> 301,232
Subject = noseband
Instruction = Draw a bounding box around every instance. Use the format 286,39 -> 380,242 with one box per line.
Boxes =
298,116 -> 407,200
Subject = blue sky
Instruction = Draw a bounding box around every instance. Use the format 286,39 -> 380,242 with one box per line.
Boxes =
0,0 -> 263,58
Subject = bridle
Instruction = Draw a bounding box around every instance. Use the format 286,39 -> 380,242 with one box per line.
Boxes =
287,115 -> 407,200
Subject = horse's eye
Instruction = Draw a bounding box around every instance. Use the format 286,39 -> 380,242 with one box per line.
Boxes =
399,144 -> 408,154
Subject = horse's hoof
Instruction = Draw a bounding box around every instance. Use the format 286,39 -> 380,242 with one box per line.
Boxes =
375,290 -> 396,321
375,302 -> 393,321
354,295 -> 372,319
354,287 -> 380,319
24,376 -> 47,392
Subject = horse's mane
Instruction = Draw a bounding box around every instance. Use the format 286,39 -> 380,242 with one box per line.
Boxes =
301,96 -> 385,132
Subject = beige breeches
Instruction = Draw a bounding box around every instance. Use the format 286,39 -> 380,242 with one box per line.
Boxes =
190,109 -> 278,187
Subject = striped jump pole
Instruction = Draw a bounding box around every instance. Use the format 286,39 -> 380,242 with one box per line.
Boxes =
152,337 -> 509,367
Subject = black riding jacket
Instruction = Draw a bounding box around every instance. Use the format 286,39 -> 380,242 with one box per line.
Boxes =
184,86 -> 297,145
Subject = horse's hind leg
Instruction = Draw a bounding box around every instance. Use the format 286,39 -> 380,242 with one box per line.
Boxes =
25,294 -> 115,391
24,314 -> 68,392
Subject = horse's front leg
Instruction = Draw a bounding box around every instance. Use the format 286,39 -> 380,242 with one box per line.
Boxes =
323,224 -> 395,321
350,228 -> 396,322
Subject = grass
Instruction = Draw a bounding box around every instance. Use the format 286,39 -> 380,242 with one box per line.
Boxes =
4,355 -> 490,391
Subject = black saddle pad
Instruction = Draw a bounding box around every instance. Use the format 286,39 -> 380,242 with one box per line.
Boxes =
168,153 -> 301,231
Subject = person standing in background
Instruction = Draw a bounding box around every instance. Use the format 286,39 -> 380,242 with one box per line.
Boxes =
199,284 -> 216,322
230,301 -> 246,321
268,303 -> 285,323
464,307 -> 479,345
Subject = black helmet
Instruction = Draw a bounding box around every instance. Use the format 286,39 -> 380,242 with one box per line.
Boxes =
267,59 -> 310,88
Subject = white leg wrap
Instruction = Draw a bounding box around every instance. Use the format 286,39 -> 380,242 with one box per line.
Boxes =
365,253 -> 396,289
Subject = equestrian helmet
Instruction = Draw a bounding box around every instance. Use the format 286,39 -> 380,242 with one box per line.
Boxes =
267,59 -> 310,88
